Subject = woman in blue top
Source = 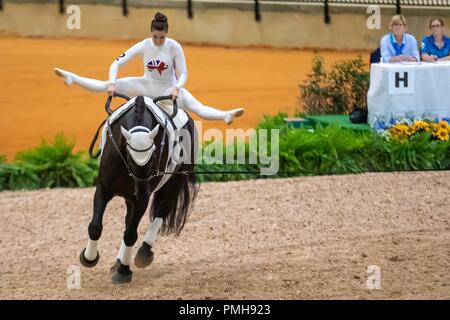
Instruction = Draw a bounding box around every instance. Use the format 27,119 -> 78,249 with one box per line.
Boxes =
421,17 -> 450,62
380,15 -> 420,63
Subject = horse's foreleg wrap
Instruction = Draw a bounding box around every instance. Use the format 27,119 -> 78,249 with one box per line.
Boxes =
116,240 -> 133,266
84,239 -> 98,261
143,217 -> 163,247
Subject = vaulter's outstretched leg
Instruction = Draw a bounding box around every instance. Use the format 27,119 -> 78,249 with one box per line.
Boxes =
179,88 -> 244,125
54,68 -> 147,97
54,68 -> 108,91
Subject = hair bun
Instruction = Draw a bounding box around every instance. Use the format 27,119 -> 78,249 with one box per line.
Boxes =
155,12 -> 167,23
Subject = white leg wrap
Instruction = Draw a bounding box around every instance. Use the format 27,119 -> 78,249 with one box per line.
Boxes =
143,217 -> 163,247
84,239 -> 98,261
116,241 -> 125,261
116,240 -> 133,266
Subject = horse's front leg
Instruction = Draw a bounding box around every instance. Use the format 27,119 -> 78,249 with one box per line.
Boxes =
80,185 -> 112,268
111,196 -> 149,284
109,199 -> 133,274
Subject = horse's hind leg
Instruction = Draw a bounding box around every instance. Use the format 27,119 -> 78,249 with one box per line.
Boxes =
134,186 -> 170,269
80,185 -> 112,268
134,170 -> 192,268
134,217 -> 163,268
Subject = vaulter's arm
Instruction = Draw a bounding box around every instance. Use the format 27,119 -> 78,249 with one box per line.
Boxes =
108,40 -> 146,85
173,42 -> 188,90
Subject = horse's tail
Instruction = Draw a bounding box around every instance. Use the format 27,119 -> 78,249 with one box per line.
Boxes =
149,169 -> 199,235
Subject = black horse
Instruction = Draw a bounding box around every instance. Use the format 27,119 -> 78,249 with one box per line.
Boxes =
79,95 -> 198,284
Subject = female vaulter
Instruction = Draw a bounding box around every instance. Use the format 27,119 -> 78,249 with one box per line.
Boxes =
54,12 -> 244,124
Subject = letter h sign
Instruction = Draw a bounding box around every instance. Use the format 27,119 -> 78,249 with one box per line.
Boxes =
389,69 -> 415,94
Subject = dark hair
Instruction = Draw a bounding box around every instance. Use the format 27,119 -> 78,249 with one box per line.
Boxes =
429,17 -> 444,29
151,12 -> 169,32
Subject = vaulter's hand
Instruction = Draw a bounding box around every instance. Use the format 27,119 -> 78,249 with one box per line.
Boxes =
171,87 -> 180,100
107,83 -> 116,96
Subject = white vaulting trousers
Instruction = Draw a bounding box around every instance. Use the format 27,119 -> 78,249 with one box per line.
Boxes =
64,72 -> 229,121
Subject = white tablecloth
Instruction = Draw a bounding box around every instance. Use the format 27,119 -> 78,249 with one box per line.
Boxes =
367,62 -> 450,129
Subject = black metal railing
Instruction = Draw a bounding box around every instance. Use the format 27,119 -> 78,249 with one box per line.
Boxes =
255,0 -> 262,21
122,0 -> 128,16
188,0 -> 194,18
57,0 -> 128,16
263,0 -> 448,4
5,1 -> 449,23
244,0 -> 448,23
58,0 -> 64,14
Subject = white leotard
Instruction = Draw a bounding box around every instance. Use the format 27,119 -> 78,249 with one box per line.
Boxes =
108,37 -> 187,92
57,37 -> 241,123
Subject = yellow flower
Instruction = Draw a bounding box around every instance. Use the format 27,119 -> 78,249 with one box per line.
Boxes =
412,120 -> 430,133
395,124 -> 409,134
406,126 -> 414,136
433,128 -> 449,141
430,122 -> 439,132
389,123 -> 410,140
438,121 -> 450,131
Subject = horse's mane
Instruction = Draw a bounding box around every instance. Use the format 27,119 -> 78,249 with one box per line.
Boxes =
134,96 -> 147,127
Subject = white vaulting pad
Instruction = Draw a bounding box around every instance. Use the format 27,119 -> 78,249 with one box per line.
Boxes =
99,96 -> 190,191
100,96 -> 188,154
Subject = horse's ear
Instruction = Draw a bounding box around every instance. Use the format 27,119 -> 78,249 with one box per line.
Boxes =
120,126 -> 132,141
148,124 -> 160,140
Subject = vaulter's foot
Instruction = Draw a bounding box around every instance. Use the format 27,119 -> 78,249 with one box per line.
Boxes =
224,108 -> 245,125
54,67 -> 73,85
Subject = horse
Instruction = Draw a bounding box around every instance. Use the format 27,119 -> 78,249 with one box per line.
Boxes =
79,94 -> 198,284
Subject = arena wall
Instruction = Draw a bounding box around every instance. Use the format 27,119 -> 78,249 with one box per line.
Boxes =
0,0 -> 449,49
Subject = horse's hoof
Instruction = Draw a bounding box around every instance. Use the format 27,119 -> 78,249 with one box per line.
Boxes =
111,263 -> 133,284
134,242 -> 154,268
79,248 -> 99,268
109,259 -> 121,274
112,271 -> 133,284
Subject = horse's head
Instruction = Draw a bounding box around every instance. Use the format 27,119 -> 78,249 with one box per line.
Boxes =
120,124 -> 160,166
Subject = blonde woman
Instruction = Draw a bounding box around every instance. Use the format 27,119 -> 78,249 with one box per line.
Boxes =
380,15 -> 420,63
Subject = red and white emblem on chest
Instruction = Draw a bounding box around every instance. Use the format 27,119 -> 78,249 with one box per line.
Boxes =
146,60 -> 169,75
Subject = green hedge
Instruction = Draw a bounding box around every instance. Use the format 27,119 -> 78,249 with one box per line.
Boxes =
1,116 -> 450,190
195,113 -> 450,181
299,56 -> 369,115
0,134 -> 98,191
